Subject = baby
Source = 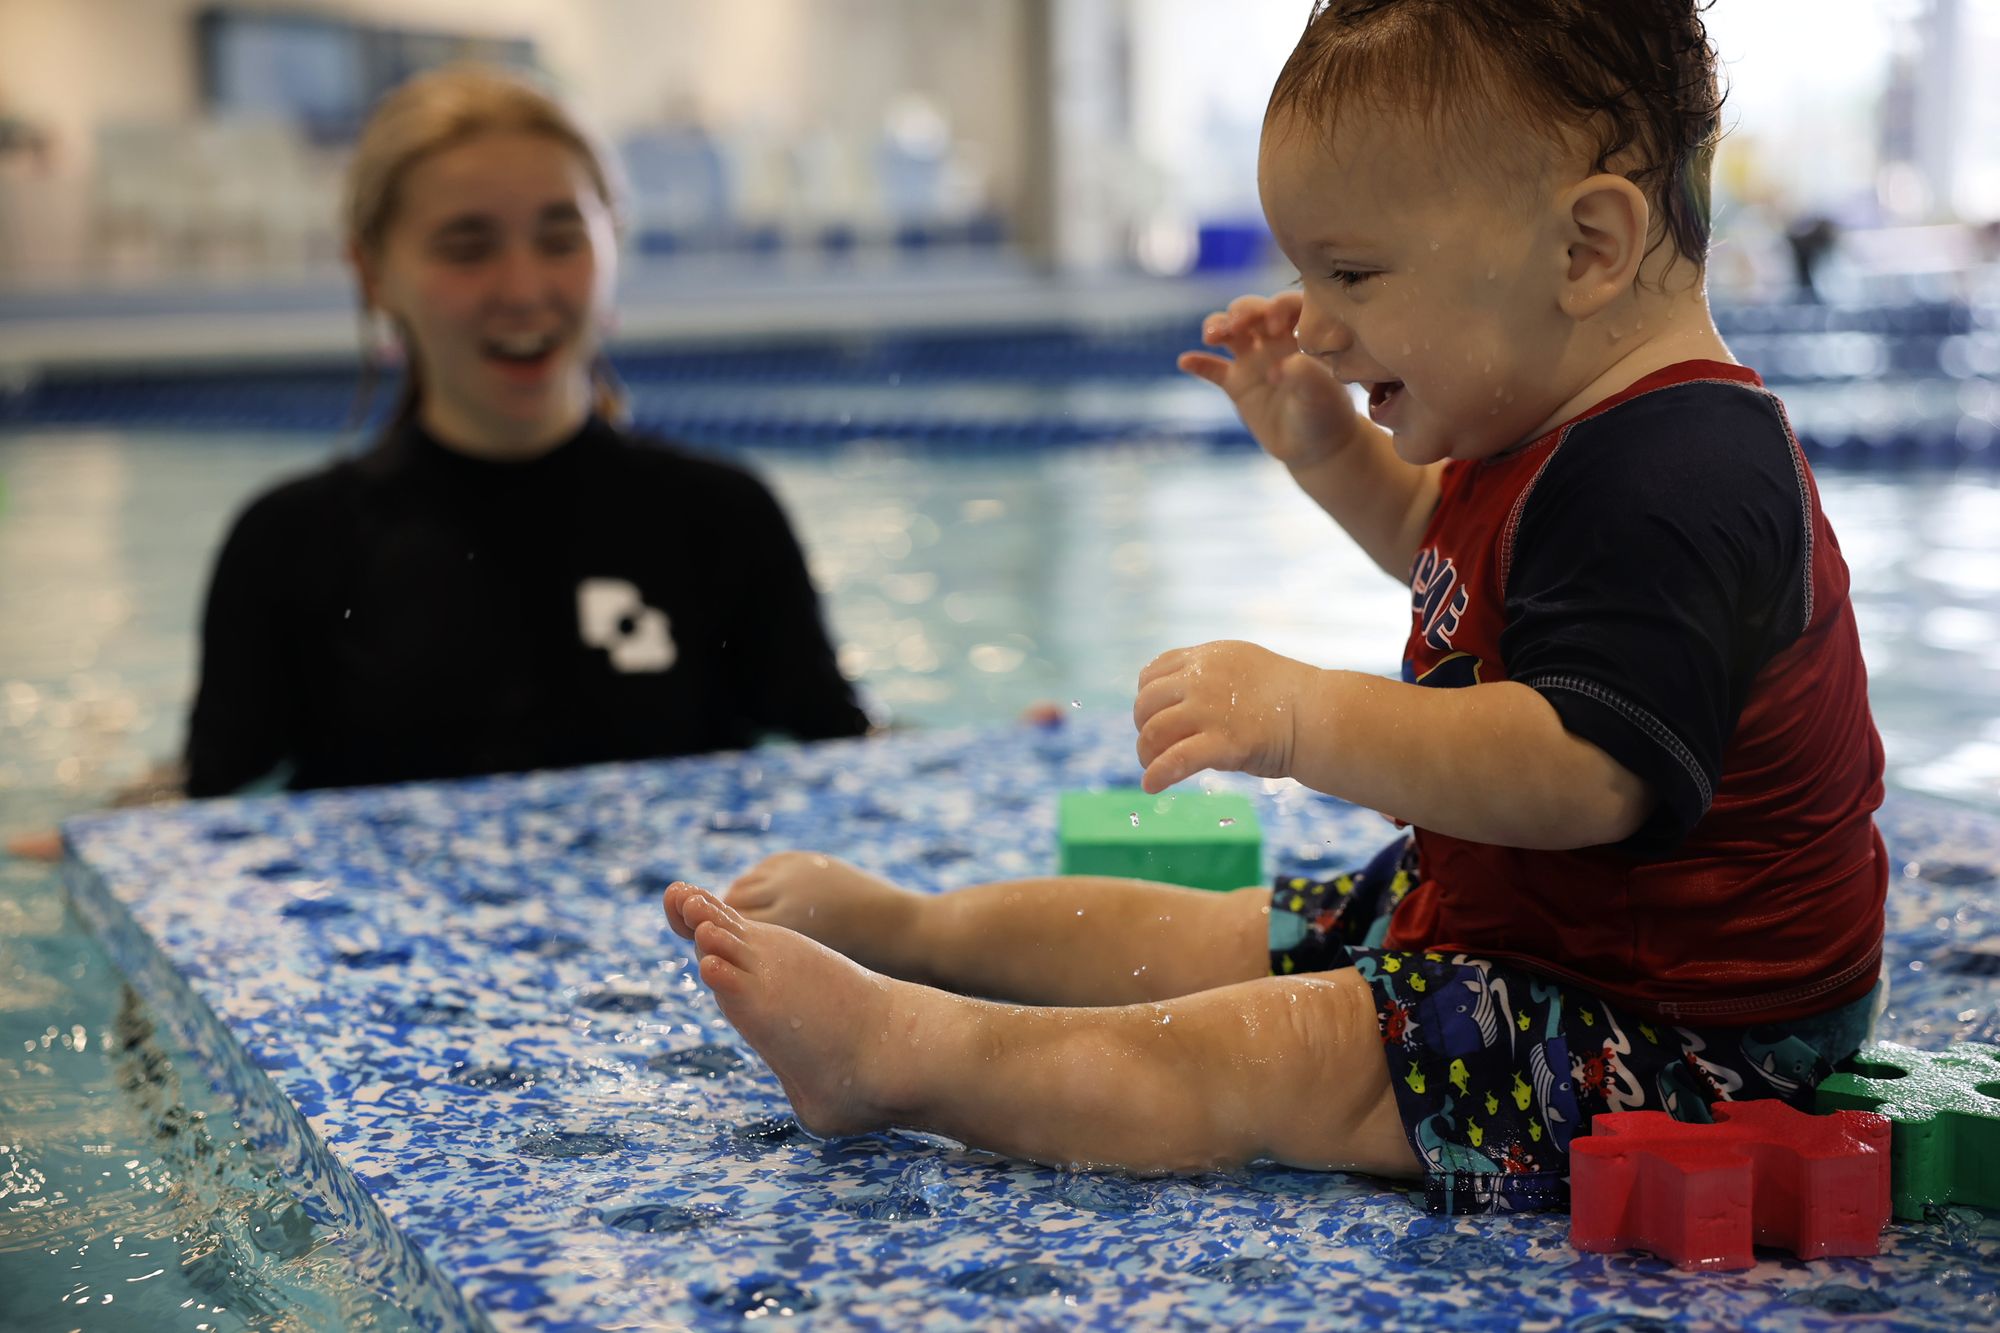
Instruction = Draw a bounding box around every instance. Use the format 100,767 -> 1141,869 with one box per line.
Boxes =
663,0 -> 1887,1212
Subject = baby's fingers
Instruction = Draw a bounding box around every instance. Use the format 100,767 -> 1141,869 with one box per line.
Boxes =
1136,647 -> 1193,694
1201,295 -> 1280,347
1140,734 -> 1221,795
1261,290 -> 1303,337
1132,670 -> 1188,736
1135,692 -> 1201,764
1177,350 -> 1233,387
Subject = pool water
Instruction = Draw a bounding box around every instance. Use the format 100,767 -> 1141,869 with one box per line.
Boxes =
3,423 -> 1999,1328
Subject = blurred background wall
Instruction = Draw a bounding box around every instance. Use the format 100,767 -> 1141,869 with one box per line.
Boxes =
1,0 -> 1995,303
0,0 -> 1035,283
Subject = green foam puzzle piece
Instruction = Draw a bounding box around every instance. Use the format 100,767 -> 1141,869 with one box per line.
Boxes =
1814,1040 -> 2000,1219
1057,788 -> 1262,892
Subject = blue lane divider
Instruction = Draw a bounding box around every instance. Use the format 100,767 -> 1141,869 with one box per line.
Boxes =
2,387 -> 1994,468
3,303 -> 1991,394
2,308 -> 1993,466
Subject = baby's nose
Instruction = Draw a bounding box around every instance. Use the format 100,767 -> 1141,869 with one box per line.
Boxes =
1293,306 -> 1353,359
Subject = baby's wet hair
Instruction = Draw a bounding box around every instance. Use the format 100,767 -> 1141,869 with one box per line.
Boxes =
1267,0 -> 1725,276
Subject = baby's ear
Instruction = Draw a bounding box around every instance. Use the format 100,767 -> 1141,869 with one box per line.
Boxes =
1556,174 -> 1650,319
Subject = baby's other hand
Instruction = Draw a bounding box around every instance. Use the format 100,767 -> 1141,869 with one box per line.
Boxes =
1177,292 -> 1361,470
1133,641 -> 1318,793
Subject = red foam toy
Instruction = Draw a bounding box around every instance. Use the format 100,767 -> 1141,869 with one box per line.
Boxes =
1570,1100 -> 1891,1271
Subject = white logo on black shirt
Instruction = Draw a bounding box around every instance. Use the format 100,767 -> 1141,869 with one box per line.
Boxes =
576,578 -> 676,673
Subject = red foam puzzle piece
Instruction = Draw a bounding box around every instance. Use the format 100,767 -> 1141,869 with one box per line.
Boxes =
1570,1100 -> 1891,1271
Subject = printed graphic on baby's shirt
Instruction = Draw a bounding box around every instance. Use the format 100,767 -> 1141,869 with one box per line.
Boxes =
1410,547 -> 1469,652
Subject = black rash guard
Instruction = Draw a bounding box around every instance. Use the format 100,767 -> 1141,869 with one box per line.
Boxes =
184,414 -> 869,797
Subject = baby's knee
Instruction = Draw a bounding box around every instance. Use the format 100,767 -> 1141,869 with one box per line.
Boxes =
1283,971 -> 1378,1060
1283,973 -> 1411,1173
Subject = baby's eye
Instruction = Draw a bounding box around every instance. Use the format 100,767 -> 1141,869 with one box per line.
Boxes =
1325,268 -> 1377,288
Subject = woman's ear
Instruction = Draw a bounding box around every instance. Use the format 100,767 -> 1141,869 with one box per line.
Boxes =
348,241 -> 381,312
1556,173 -> 1649,320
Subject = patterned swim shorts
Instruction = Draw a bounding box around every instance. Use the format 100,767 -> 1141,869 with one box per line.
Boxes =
1268,835 -> 1879,1214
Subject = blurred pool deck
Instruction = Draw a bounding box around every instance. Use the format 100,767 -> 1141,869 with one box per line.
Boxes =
0,256 -> 1253,375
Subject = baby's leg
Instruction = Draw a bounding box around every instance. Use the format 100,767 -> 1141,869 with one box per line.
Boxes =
664,883 -> 1417,1178
726,852 -> 1268,1005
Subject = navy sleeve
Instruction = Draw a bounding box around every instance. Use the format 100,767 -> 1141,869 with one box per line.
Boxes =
1499,384 -> 1812,852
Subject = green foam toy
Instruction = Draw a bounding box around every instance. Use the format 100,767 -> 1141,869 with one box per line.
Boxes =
1057,788 -> 1262,891
1814,1040 -> 2000,1219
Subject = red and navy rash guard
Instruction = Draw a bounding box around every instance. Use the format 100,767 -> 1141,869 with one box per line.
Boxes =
1386,360 -> 1887,1025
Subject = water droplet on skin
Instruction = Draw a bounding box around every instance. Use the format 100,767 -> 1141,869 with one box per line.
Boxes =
789,1017 -> 804,1030
1486,267 -> 1497,280
1429,240 -> 1440,251
841,1076 -> 853,1088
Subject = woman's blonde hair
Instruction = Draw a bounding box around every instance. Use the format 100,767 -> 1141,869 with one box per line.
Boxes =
346,63 -> 629,427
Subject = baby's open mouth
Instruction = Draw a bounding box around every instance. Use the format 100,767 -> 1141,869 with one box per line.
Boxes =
1368,381 -> 1404,409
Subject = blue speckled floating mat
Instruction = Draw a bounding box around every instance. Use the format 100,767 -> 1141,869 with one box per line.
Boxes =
62,717 -> 2000,1331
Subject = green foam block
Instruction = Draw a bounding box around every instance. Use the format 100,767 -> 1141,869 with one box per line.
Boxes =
1814,1039 -> 2000,1219
1057,788 -> 1263,891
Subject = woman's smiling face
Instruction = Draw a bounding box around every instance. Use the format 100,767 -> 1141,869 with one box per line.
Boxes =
362,128 -> 618,455
1258,104 -> 1581,465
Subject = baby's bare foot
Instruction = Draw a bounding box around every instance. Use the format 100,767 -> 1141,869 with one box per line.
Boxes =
724,852 -> 931,980
662,882 -> 936,1138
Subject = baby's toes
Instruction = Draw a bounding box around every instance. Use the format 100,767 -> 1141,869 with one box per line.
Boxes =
724,878 -> 772,910
682,887 -> 749,938
662,884 -> 701,939
693,918 -> 753,971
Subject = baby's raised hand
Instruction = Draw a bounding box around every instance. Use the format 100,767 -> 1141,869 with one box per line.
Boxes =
1133,641 -> 1318,793
1177,292 -> 1361,470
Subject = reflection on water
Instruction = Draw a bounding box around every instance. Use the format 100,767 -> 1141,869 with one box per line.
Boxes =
0,858 -> 412,1330
2,425 -> 1998,1324
1,429 -> 1997,819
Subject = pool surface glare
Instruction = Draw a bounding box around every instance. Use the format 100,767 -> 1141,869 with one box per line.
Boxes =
48,716 -> 2000,1331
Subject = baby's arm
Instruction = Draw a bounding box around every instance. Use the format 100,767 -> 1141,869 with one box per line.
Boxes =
1179,292 -> 1440,579
1134,642 -> 1652,850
